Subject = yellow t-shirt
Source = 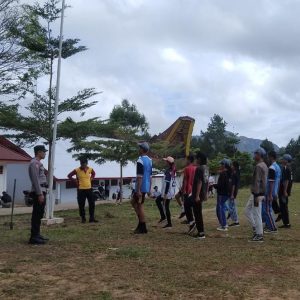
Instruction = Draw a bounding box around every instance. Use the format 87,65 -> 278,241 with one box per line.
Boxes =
75,167 -> 94,189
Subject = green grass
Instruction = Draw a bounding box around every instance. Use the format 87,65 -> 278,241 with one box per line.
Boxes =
1,184 -> 300,299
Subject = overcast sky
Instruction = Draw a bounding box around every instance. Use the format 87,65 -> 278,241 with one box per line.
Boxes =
25,0 -> 300,177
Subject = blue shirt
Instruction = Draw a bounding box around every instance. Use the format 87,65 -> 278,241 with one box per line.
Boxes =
136,155 -> 152,193
266,162 -> 281,197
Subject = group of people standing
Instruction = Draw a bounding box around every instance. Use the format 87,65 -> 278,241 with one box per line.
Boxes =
132,142 -> 293,243
27,141 -> 293,245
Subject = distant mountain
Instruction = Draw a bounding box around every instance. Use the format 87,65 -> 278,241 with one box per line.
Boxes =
237,136 -> 279,153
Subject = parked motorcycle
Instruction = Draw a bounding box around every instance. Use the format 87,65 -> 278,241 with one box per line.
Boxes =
23,190 -> 33,207
92,186 -> 106,201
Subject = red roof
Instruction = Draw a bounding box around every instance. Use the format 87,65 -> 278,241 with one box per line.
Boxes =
0,136 -> 32,162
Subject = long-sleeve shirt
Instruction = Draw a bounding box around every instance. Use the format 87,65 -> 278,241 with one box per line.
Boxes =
28,158 -> 47,195
251,161 -> 268,197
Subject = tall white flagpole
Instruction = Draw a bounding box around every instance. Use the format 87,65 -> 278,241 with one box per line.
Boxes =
46,0 -> 66,222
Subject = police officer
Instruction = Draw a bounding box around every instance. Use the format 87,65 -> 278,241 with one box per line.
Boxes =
28,145 -> 49,245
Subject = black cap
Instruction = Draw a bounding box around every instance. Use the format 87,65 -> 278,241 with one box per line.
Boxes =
34,145 -> 48,153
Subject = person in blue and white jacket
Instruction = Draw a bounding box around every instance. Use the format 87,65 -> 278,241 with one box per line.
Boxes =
262,150 -> 281,234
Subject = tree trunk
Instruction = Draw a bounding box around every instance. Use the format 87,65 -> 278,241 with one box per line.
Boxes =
120,162 -> 123,202
47,140 -> 52,185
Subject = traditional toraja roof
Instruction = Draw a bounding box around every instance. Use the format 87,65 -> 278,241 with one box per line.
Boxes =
151,116 -> 195,157
0,136 -> 32,162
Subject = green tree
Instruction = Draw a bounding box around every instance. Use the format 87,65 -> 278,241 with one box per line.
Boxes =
285,136 -> 300,182
260,138 -> 274,153
0,0 -> 103,172
69,99 -> 149,200
191,114 -> 239,159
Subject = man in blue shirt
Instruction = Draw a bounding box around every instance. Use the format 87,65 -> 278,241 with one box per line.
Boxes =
263,151 -> 281,234
132,142 -> 152,234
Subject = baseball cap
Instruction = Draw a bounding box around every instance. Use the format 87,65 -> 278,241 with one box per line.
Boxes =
138,141 -> 150,152
34,145 -> 48,153
254,147 -> 266,157
163,156 -> 175,164
281,154 -> 292,162
220,158 -> 231,167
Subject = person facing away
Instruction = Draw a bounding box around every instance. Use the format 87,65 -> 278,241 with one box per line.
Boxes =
277,154 -> 293,228
28,145 -> 49,245
131,142 -> 152,234
191,151 -> 209,240
262,150 -> 281,234
227,161 -> 240,227
216,158 -> 232,231
67,158 -> 98,223
245,148 -> 268,243
161,156 -> 176,229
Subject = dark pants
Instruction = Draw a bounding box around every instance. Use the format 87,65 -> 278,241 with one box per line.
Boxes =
279,195 -> 290,225
272,196 -> 280,214
165,198 -> 172,225
184,195 -> 194,224
31,193 -> 46,238
77,189 -> 95,220
156,196 -> 166,220
193,200 -> 204,233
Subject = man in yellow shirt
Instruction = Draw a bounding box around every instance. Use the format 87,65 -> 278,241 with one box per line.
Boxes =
68,158 -> 98,223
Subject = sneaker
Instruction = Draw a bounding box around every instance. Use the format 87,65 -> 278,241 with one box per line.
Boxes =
162,224 -> 172,229
187,223 -> 197,235
217,227 -> 228,232
264,228 -> 278,234
275,215 -> 282,222
158,218 -> 167,224
37,234 -> 49,241
278,224 -> 291,229
249,235 -> 264,243
89,219 -> 99,223
29,237 -> 46,245
229,222 -> 240,227
179,212 -> 186,219
194,232 -> 206,240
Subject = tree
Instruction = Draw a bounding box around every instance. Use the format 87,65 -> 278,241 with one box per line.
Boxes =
0,0 -> 103,172
191,114 -> 239,159
260,138 -> 274,153
0,0 -> 40,96
69,99 -> 149,201
285,136 -> 300,182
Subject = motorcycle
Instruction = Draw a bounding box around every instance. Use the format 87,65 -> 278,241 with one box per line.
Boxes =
23,190 -> 34,207
92,186 -> 106,201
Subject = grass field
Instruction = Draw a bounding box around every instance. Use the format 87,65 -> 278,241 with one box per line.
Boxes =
1,184 -> 300,300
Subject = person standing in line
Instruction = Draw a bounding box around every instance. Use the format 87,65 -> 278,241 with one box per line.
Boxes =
161,156 -> 176,229
277,154 -> 293,228
181,155 -> 197,234
262,151 -> 281,234
28,145 -> 49,245
228,161 -> 240,227
216,159 -> 232,231
132,142 -> 152,234
191,152 -> 209,240
67,158 -> 98,223
245,148 -> 268,243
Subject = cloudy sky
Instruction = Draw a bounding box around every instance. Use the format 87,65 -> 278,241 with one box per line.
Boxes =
25,0 -> 300,177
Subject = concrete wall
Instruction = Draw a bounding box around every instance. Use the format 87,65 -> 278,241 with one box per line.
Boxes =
6,163 -> 31,205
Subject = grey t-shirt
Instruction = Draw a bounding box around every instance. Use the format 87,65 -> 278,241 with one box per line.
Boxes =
28,158 -> 47,195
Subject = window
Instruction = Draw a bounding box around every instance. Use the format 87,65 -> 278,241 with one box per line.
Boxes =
66,180 -> 77,189
123,178 -> 131,185
92,179 -> 99,186
111,179 -> 118,186
0,166 -> 3,174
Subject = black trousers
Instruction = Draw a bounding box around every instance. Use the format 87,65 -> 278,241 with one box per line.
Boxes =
155,196 -> 166,220
193,200 -> 204,233
77,189 -> 95,220
184,195 -> 194,223
272,196 -> 280,214
279,195 -> 290,225
165,198 -> 172,225
31,192 -> 46,238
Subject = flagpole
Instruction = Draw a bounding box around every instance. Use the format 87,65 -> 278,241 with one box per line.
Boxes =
46,0 -> 66,222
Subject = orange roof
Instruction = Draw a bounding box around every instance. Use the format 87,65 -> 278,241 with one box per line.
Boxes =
0,136 -> 32,162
